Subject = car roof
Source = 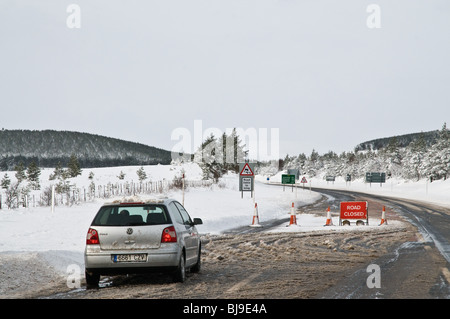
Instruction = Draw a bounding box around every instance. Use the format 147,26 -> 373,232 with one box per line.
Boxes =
102,197 -> 175,207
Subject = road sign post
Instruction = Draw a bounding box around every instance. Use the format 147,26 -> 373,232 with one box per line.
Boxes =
239,162 -> 255,198
300,176 -> 308,190
346,174 -> 352,186
281,174 -> 296,192
326,176 -> 335,184
366,172 -> 386,187
281,174 -> 296,184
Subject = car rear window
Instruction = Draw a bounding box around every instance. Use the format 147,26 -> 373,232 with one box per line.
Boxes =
92,205 -> 172,226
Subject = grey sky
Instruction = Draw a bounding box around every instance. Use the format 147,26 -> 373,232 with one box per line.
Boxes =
1,1 -> 449,160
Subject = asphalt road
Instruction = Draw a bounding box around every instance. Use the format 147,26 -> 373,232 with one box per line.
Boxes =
309,187 -> 450,298
225,183 -> 450,298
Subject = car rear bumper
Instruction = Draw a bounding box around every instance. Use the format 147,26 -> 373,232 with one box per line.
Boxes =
84,243 -> 180,275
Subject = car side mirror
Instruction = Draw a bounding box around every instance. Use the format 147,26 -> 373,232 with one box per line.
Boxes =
193,218 -> 203,225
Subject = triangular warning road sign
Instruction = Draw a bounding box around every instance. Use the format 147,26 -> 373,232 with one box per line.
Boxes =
301,176 -> 308,183
240,163 -> 254,176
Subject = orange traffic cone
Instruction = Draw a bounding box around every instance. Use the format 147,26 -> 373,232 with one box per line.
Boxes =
288,202 -> 297,226
379,206 -> 387,225
249,203 -> 262,227
324,207 -> 333,226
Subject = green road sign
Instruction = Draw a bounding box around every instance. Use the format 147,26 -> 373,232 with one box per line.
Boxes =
281,174 -> 296,184
366,172 -> 386,183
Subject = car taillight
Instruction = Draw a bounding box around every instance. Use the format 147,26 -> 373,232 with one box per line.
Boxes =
86,228 -> 100,245
161,226 -> 177,243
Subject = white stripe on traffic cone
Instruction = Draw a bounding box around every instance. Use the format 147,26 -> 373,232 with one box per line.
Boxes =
379,206 -> 387,225
249,203 -> 262,227
288,202 -> 297,226
324,206 -> 333,226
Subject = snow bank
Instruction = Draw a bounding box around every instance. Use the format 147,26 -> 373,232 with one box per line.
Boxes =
176,173 -> 321,235
266,214 -> 405,233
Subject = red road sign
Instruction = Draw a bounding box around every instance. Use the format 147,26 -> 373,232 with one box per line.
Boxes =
240,163 -> 254,176
340,201 -> 368,224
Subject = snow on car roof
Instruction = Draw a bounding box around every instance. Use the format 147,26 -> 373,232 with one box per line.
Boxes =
104,196 -> 169,206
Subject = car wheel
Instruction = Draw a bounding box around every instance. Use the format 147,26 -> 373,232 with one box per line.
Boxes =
85,270 -> 100,289
173,253 -> 186,283
190,245 -> 201,273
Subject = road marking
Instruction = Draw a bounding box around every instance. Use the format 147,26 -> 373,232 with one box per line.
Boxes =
226,273 -> 260,294
442,267 -> 450,283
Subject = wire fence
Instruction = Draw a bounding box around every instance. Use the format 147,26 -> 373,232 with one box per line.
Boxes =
0,179 -> 213,209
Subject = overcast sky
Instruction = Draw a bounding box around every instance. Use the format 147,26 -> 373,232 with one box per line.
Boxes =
1,0 -> 449,160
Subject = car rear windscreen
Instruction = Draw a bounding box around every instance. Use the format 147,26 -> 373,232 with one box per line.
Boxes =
91,205 -> 171,226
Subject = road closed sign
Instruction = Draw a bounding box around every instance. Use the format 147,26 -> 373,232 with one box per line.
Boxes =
339,201 -> 368,225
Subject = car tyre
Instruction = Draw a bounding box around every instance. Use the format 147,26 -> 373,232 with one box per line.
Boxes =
173,253 -> 186,283
190,245 -> 201,273
85,270 -> 100,289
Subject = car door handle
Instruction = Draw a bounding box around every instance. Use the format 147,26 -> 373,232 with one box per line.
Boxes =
124,240 -> 135,244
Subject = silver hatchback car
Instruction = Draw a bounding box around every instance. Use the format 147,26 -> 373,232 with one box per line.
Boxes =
84,199 -> 203,288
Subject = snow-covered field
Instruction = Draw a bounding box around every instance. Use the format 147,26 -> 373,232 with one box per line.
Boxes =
1,162 -> 450,296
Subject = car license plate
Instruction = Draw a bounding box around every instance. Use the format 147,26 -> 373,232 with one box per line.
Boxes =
112,254 -> 147,263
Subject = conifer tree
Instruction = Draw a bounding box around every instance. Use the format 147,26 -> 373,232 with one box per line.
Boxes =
26,160 -> 41,190
14,161 -> 26,184
1,173 -> 11,190
194,130 -> 247,181
136,166 -> 147,182
49,162 -> 64,180
430,123 -> 450,180
117,171 -> 126,180
405,133 -> 426,180
67,154 -> 82,178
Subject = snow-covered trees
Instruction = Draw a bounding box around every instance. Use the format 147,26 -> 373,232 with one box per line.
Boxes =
424,123 -> 450,180
0,129 -> 172,170
48,156 -> 82,196
1,173 -> 10,190
26,160 -> 41,190
67,154 -> 82,178
279,123 -> 450,182
136,166 -> 147,182
402,133 -> 427,181
1,161 -> 42,208
194,129 -> 247,181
